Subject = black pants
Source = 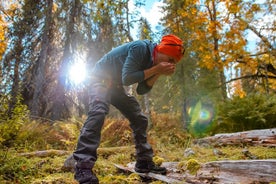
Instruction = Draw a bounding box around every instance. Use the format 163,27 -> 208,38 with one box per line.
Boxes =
73,79 -> 153,169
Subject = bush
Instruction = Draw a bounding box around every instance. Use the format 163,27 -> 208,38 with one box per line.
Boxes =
0,95 -> 80,150
210,93 -> 276,134
0,96 -> 30,147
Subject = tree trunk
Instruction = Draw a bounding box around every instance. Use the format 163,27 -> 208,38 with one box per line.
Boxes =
8,31 -> 24,115
8,48 -> 21,115
143,94 -> 152,129
51,0 -> 81,120
219,71 -> 227,99
31,0 -> 53,117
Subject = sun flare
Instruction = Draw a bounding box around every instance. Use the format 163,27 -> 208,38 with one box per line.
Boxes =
69,61 -> 87,85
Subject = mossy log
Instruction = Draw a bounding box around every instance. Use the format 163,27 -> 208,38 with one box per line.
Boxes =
18,149 -> 71,158
194,128 -> 276,147
116,160 -> 276,184
18,146 -> 134,158
197,159 -> 276,184
115,162 -> 186,184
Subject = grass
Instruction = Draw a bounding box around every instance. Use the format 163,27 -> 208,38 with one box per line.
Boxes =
0,114 -> 275,184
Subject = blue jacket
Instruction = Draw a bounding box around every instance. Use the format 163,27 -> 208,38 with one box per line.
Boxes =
92,40 -> 157,95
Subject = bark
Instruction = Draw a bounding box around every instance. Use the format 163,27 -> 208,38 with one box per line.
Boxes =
207,1 -> 228,100
143,94 -> 152,129
116,160 -> 276,184
115,162 -> 186,184
194,128 -> 276,147
30,0 -> 53,117
8,44 -> 21,115
125,0 -> 133,42
197,159 -> 276,184
224,74 -> 276,85
7,27 -> 24,115
260,63 -> 276,76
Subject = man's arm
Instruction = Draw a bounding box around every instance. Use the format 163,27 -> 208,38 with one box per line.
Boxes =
143,62 -> 176,87
136,62 -> 175,95
144,74 -> 160,87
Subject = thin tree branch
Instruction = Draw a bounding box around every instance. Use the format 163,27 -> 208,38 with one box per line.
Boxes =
225,74 -> 276,84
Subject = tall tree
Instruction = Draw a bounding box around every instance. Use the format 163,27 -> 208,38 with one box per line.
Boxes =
2,0 -> 44,115
159,0 -> 223,120
30,0 -> 54,117
136,17 -> 153,126
51,0 -> 82,120
161,0 -> 276,100
225,0 -> 276,94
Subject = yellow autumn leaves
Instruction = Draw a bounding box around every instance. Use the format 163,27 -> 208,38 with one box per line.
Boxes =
0,15 -> 7,61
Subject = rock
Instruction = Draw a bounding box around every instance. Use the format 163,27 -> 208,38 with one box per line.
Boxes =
184,148 -> 195,157
213,148 -> 225,156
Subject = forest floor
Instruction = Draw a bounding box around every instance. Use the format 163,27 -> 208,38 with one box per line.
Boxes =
0,115 -> 275,184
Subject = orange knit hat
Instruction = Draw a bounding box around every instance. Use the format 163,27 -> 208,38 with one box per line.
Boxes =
156,34 -> 184,62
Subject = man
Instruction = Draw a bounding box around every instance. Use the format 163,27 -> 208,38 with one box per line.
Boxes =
73,34 -> 185,184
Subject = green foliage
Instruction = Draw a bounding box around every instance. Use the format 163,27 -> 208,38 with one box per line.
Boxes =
0,150 -> 73,183
0,96 -> 29,147
0,150 -> 39,183
0,96 -> 80,150
210,94 -> 276,134
15,120 -> 79,151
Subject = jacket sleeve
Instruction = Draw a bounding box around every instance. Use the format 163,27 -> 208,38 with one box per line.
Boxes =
122,42 -> 148,86
136,81 -> 152,95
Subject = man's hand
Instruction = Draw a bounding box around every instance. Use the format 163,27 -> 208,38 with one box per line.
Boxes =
155,62 -> 176,75
144,62 -> 176,80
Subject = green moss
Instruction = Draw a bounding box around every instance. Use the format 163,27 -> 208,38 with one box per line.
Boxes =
99,173 -> 142,184
153,156 -> 165,166
0,151 -> 39,183
31,173 -> 75,184
185,159 -> 201,175
177,161 -> 186,172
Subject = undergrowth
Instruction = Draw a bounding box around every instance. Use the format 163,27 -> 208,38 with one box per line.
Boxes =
0,112 -> 275,183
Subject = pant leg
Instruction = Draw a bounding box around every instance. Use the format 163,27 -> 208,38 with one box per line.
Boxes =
111,87 -> 153,161
73,82 -> 110,168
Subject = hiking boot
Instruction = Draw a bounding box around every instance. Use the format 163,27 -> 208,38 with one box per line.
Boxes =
134,160 -> 167,175
74,167 -> 99,184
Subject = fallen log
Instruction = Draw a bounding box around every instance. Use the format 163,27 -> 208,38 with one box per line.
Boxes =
62,146 -> 135,172
18,149 -> 70,158
115,160 -> 276,184
18,146 -> 134,158
115,162 -> 186,184
197,159 -> 276,184
194,128 -> 276,147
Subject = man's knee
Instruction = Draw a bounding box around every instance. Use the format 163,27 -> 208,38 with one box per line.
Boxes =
83,112 -> 106,132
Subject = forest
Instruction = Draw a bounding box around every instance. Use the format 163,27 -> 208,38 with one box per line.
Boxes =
0,0 -> 275,183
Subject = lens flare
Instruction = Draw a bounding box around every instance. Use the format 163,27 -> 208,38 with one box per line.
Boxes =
186,100 -> 214,135
69,61 -> 87,85
199,108 -> 213,123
